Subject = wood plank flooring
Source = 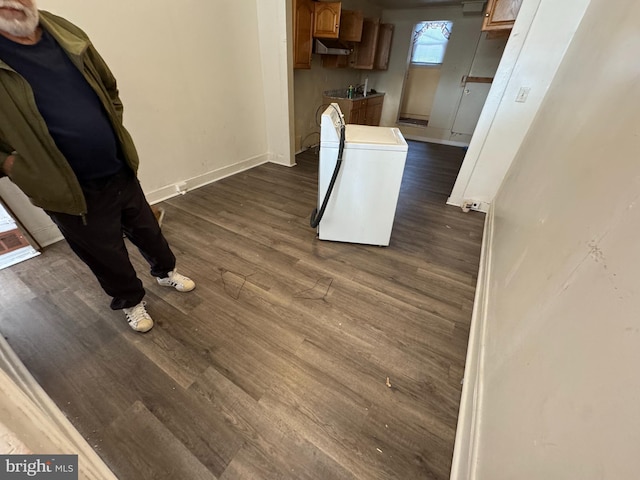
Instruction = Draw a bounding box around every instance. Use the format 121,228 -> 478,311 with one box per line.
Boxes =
0,141 -> 485,479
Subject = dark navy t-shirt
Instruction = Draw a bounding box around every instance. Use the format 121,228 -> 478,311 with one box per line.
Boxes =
0,29 -> 125,182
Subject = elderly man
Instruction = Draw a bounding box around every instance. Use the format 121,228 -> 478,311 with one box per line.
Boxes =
0,0 -> 195,333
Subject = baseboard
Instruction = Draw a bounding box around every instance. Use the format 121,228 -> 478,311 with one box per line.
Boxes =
38,154 -> 272,247
146,153 -> 270,205
36,224 -> 64,247
450,204 -> 493,480
399,114 -> 429,121
446,198 -> 491,214
402,134 -> 470,148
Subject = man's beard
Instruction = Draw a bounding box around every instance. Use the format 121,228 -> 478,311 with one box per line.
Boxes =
0,1 -> 39,37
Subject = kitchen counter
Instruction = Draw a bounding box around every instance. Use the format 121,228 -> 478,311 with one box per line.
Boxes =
322,91 -> 385,126
323,88 -> 385,100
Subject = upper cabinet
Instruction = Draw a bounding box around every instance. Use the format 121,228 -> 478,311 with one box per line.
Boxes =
482,0 -> 524,31
373,23 -> 394,70
293,0 -> 314,69
351,19 -> 394,71
313,1 -> 341,39
339,10 -> 363,42
351,18 -> 380,69
292,2 -> 392,71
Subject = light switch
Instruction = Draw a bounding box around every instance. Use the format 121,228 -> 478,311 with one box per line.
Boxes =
516,87 -> 531,103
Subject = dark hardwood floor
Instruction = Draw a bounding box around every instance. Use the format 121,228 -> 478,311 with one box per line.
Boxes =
0,140 -> 484,480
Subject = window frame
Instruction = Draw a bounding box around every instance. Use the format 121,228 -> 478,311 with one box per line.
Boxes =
409,20 -> 453,67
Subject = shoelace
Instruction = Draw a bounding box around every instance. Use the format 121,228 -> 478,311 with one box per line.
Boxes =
125,302 -> 149,327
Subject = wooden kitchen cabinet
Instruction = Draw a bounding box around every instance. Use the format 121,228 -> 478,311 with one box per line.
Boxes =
293,0 -> 314,69
322,94 -> 385,126
363,95 -> 384,125
313,1 -> 341,39
482,0 -> 523,31
339,10 -> 363,42
373,23 -> 394,70
351,19 -> 393,71
322,54 -> 349,69
351,18 -> 380,70
321,9 -> 363,69
349,99 -> 366,124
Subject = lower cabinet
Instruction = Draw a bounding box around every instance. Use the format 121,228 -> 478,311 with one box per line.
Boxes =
364,95 -> 383,125
323,94 -> 384,126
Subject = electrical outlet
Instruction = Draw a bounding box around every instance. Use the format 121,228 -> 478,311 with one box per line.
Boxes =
175,182 -> 187,195
516,87 -> 531,103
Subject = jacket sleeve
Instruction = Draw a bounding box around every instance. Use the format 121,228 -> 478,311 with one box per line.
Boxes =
86,44 -> 124,123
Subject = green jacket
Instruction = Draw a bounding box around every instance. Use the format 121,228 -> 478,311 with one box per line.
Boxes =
0,10 -> 139,215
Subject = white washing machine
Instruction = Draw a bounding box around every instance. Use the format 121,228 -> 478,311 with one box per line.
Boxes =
316,104 -> 408,246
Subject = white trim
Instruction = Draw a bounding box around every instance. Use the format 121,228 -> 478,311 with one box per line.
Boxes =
270,157 -> 297,167
0,246 -> 40,270
36,225 -> 64,247
446,198 -> 491,213
402,134 -> 470,148
450,204 -> 493,480
145,153 -> 270,205
35,155 -> 274,247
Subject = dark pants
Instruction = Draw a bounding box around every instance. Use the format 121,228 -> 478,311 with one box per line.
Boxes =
47,169 -> 176,310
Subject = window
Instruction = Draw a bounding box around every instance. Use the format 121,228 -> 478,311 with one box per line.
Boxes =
410,21 -> 453,65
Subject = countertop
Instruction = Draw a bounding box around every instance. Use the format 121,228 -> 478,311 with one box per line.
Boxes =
323,89 -> 385,100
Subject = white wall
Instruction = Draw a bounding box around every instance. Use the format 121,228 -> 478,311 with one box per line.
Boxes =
467,31 -> 506,78
257,0 -> 295,166
448,0 -> 591,210
0,0 -> 291,245
452,0 -> 640,478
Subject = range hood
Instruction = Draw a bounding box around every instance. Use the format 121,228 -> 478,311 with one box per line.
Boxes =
315,39 -> 351,56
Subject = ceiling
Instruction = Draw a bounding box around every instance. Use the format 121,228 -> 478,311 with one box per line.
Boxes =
366,0 -> 475,9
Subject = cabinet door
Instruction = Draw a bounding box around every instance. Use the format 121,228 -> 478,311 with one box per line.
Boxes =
349,100 -> 366,124
322,54 -> 349,69
364,96 -> 383,126
373,23 -> 393,70
351,18 -> 380,70
323,97 -> 353,122
293,0 -> 314,69
482,0 -> 523,31
313,2 -> 341,39
339,10 -> 363,42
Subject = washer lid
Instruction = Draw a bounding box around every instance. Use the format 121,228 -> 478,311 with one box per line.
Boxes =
323,125 -> 408,151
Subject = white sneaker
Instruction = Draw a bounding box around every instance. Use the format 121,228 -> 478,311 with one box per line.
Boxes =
157,269 -> 196,292
123,301 -> 154,333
